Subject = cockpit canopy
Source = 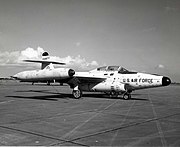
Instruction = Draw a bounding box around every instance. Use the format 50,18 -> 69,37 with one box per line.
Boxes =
96,66 -> 137,74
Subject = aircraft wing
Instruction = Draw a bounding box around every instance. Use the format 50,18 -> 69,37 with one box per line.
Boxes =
68,72 -> 106,86
23,59 -> 66,65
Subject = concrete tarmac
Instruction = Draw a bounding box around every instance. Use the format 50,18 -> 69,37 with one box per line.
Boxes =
0,80 -> 180,146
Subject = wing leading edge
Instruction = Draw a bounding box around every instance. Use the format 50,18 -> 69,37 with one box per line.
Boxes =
23,59 -> 66,69
67,72 -> 106,88
23,59 -> 66,65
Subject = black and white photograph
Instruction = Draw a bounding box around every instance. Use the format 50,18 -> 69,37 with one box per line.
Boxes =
0,0 -> 180,146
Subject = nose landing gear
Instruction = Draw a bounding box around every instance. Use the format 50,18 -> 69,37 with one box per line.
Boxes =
123,92 -> 131,100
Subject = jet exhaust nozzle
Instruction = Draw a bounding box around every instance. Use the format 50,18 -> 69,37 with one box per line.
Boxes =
162,76 -> 171,86
68,69 -> 75,77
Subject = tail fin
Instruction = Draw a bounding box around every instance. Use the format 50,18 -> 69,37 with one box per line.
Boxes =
23,52 -> 65,69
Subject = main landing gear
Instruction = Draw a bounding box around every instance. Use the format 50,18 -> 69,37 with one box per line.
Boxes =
72,90 -> 82,99
72,86 -> 82,99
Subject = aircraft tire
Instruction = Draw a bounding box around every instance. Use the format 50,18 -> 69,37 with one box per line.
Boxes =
72,89 -> 82,99
123,93 -> 131,100
110,92 -> 119,98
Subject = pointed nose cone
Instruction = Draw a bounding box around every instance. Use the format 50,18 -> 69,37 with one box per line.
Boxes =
162,76 -> 171,86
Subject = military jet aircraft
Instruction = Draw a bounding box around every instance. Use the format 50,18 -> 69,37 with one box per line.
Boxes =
13,52 -> 171,99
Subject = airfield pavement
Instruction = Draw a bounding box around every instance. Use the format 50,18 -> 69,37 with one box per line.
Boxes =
0,80 -> 180,146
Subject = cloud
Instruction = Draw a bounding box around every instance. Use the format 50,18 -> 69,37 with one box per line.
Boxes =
0,47 -> 44,66
74,42 -> 81,47
20,47 -> 44,60
157,64 -> 165,69
164,6 -> 177,12
0,51 -> 19,66
49,54 -> 98,70
0,47 -> 98,70
154,64 -> 166,71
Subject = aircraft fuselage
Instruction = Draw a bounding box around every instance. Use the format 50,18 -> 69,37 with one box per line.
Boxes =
77,72 -> 170,92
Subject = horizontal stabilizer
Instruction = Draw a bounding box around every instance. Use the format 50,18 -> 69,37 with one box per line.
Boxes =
23,59 -> 66,65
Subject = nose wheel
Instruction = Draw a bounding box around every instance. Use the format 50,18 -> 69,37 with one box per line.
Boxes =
123,92 -> 131,100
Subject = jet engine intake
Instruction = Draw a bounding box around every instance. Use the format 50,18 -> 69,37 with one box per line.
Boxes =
68,69 -> 75,77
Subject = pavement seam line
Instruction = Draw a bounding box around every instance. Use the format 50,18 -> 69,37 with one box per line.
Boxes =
67,113 -> 180,143
52,99 -> 120,146
59,102 -> 106,140
0,125 -> 87,146
148,90 -> 167,147
110,100 -> 136,146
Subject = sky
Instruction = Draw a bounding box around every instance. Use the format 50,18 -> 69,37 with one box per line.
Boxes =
0,0 -> 180,82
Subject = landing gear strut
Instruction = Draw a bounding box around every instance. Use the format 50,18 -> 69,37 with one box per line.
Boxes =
47,81 -> 50,86
123,92 -> 131,100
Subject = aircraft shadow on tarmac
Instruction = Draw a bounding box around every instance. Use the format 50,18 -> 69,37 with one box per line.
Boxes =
15,90 -> 58,95
6,91 -> 148,101
6,94 -> 75,101
82,93 -> 149,101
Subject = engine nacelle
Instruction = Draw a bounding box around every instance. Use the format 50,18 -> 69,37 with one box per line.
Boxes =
89,81 -> 126,92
